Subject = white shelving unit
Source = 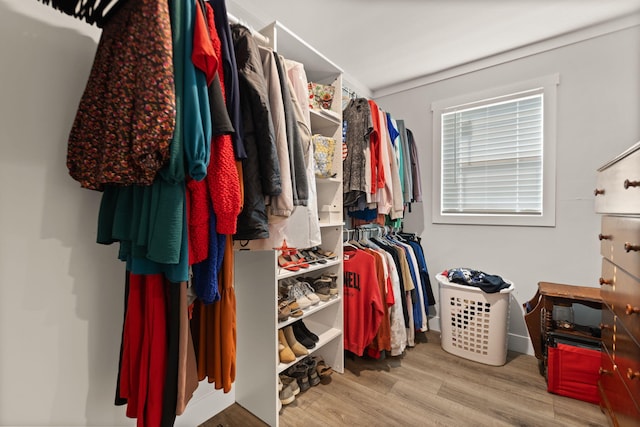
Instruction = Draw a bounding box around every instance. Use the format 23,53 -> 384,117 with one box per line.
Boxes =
234,21 -> 344,427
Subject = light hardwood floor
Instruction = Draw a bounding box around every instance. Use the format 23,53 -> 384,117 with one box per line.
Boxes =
201,331 -> 608,427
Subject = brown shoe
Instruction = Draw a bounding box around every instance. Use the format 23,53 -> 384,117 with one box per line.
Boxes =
283,325 -> 308,357
278,329 -> 296,363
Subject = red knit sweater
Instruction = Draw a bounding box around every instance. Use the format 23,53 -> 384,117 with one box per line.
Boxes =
205,3 -> 241,235
188,2 -> 242,264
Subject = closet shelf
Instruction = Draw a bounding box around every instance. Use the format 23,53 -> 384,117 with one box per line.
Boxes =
278,297 -> 341,329
277,258 -> 341,279
277,326 -> 342,373
318,220 -> 345,228
260,21 -> 343,83
316,176 -> 342,184
310,108 -> 341,131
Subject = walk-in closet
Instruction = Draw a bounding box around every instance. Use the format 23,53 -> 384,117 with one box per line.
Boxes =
1,1 -> 639,426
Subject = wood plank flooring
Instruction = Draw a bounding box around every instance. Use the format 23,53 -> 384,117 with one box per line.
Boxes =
200,331 -> 608,427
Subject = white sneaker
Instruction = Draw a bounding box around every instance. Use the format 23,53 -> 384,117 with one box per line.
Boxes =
289,283 -> 312,309
299,282 -> 320,305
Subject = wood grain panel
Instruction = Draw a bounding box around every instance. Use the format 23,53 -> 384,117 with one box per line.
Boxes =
202,331 -> 607,427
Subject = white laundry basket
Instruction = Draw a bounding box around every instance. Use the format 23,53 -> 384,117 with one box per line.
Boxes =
436,273 -> 514,366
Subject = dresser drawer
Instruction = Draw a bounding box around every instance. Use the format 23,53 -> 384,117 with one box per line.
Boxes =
601,258 -> 640,340
595,144 -> 640,214
599,345 -> 640,427
600,305 -> 614,354
615,319 -> 640,411
600,258 -> 615,306
600,215 -> 640,279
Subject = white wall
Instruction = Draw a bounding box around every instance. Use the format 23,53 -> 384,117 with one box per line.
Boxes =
0,1 -> 128,426
375,25 -> 640,353
0,1 -> 236,426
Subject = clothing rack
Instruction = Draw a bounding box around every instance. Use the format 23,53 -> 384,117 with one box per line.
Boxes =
342,86 -> 359,100
343,224 -> 388,242
36,0 -> 126,27
227,13 -> 270,46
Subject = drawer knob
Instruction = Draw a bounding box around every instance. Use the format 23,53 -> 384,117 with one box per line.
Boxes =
624,242 -> 640,252
599,367 -> 613,376
623,179 -> 640,189
628,368 -> 640,380
594,188 -> 605,196
599,323 -> 612,330
598,233 -> 611,241
625,304 -> 640,315
599,277 -> 612,286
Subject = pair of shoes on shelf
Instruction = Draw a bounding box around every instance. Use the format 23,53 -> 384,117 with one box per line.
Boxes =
284,356 -> 321,392
298,248 -> 327,264
310,246 -> 337,260
278,297 -> 303,322
276,239 -> 311,271
311,277 -> 332,301
279,374 -> 300,406
278,253 -> 309,271
292,319 -> 319,349
285,279 -> 320,310
312,355 -> 334,382
279,325 -> 308,364
320,272 -> 339,296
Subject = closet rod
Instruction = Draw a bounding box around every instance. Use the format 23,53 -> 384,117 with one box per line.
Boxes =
227,13 -> 270,46
342,86 -> 359,100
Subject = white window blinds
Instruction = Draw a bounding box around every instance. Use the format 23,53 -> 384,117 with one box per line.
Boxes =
441,91 -> 543,215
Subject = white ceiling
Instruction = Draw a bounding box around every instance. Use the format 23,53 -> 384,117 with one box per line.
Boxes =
227,0 -> 640,96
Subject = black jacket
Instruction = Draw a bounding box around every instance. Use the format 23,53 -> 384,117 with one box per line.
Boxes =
231,24 -> 282,240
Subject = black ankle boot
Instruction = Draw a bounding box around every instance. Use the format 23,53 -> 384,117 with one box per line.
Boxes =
298,320 -> 319,343
292,321 -> 316,349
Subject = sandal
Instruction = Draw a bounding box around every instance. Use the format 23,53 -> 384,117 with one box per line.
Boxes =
278,298 -> 291,321
301,249 -> 326,264
289,301 -> 303,317
312,355 -> 334,379
316,248 -> 337,258
287,253 -> 309,269
278,254 -> 300,271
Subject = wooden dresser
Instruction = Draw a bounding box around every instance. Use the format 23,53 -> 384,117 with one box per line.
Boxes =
594,141 -> 640,426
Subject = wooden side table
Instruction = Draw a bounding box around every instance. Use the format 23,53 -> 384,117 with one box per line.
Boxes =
523,282 -> 602,375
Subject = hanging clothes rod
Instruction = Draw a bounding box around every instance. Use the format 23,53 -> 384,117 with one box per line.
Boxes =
227,13 -> 270,46
342,86 -> 359,100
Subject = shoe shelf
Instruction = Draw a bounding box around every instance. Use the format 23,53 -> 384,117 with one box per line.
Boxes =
234,20 -> 344,427
277,257 -> 340,280
277,325 -> 342,373
277,296 -> 341,329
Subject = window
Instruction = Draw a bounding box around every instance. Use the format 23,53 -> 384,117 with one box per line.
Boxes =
432,75 -> 559,226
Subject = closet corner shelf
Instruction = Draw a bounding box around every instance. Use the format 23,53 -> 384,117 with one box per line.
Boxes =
278,297 -> 341,329
277,258 -> 341,279
277,326 -> 342,373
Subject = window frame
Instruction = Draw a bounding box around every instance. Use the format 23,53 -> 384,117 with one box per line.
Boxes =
431,74 -> 559,227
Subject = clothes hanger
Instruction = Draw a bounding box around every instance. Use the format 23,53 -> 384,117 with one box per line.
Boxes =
37,0 -> 127,27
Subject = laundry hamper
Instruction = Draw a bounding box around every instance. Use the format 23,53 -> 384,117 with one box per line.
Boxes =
436,273 -> 514,366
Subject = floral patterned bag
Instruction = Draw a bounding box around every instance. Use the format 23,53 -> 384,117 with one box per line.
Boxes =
308,82 -> 335,110
312,134 -> 336,178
